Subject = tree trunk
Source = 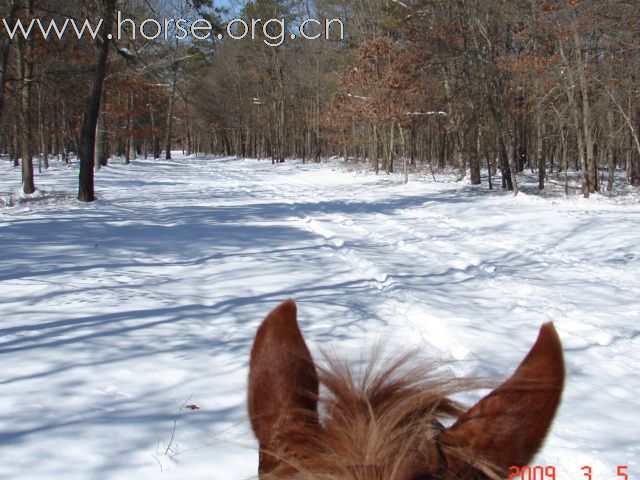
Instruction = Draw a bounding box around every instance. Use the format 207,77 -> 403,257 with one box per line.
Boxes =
604,89 -> 640,186
498,133 -> 513,191
569,29 -> 596,196
126,91 -> 135,164
18,0 -> 35,194
185,97 -> 192,156
12,108 -> 19,166
470,125 -> 481,185
38,81 -> 49,171
78,0 -> 115,202
399,124 -> 408,184
605,108 -> 615,192
437,127 -> 446,171
0,0 -> 18,127
482,132 -> 493,190
508,132 -> 519,195
558,39 -> 587,194
275,52 -> 286,163
387,122 -> 395,175
164,64 -> 178,160
372,124 -> 379,174
536,101 -> 545,190
315,83 -> 321,162
94,94 -> 108,170
456,131 -> 466,180
150,106 -> 161,159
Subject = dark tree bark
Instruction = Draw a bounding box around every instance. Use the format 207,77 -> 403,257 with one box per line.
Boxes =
151,110 -> 161,159
536,102 -> 545,190
498,134 -> 513,191
0,0 -> 18,127
469,125 -> 481,185
78,0 -> 116,202
18,0 -> 35,194
94,95 -> 108,170
12,107 -> 19,166
164,64 -> 178,160
38,82 -> 49,171
125,91 -> 134,164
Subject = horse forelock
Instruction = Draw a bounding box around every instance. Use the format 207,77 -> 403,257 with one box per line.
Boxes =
260,350 -> 500,479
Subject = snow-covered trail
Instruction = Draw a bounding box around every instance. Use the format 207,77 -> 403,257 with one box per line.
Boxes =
1,156 -> 638,479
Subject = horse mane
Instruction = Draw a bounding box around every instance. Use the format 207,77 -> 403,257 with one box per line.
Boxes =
249,300 -> 565,480
259,349 -> 501,480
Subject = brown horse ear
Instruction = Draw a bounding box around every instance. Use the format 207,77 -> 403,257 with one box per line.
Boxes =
441,323 -> 565,476
248,299 -> 319,474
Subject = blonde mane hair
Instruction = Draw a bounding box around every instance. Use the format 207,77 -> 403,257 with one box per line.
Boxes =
249,300 -> 564,480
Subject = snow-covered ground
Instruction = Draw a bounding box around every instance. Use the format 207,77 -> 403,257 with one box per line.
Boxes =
1,155 -> 638,479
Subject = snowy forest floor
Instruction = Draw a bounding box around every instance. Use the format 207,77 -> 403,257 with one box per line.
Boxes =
1,155 -> 639,479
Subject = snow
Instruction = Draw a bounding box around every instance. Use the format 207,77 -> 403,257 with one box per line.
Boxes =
406,111 -> 449,116
1,155 -> 638,479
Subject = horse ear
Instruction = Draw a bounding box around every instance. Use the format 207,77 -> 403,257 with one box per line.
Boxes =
248,299 -> 319,474
441,323 -> 565,476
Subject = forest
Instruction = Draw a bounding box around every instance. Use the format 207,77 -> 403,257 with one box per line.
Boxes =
1,0 -> 639,200
2,2 -> 639,477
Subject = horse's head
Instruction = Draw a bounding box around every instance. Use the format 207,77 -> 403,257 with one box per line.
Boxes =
248,300 -> 564,479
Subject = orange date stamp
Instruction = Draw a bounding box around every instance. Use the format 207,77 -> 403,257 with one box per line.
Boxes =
508,465 -> 631,479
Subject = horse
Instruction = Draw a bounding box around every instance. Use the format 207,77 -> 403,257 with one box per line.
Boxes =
248,299 -> 564,479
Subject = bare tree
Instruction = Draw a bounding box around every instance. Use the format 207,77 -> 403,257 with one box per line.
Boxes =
78,0 -> 116,202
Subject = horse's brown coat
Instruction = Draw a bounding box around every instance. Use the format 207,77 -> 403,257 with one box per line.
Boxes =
248,299 -> 565,479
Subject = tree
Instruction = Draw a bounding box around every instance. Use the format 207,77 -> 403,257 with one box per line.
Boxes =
2,0 -> 638,197
328,37 -> 441,180
17,0 -> 35,194
0,0 -> 18,126
78,0 -> 116,202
